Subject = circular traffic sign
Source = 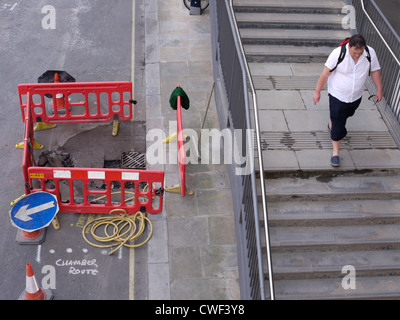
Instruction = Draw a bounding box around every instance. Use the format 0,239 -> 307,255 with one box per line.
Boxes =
10,192 -> 59,232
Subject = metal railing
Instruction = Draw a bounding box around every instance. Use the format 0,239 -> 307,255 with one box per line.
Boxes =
354,0 -> 400,143
209,0 -> 274,300
227,0 -> 275,300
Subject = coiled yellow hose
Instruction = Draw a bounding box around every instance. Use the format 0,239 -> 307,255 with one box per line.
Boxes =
82,209 -> 153,256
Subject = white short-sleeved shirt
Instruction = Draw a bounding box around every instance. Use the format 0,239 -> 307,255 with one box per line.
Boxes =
325,44 -> 381,103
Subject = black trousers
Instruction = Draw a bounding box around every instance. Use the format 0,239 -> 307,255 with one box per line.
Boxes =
329,94 -> 362,142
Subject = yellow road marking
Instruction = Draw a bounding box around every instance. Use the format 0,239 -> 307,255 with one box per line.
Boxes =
129,0 -> 136,301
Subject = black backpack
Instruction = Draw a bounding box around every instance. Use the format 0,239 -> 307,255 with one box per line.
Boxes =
330,37 -> 371,75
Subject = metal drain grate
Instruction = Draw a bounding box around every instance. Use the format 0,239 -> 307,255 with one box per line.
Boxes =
121,152 -> 146,169
258,131 -> 398,151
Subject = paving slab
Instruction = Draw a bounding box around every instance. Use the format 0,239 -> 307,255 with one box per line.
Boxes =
148,263 -> 170,300
284,110 -> 331,132
249,62 -> 293,76
349,149 -> 400,169
257,90 -> 305,110
257,110 -> 289,131
259,150 -> 300,170
296,149 -> 355,170
290,63 -> 325,76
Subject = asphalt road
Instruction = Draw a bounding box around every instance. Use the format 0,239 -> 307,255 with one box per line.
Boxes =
0,0 -> 145,300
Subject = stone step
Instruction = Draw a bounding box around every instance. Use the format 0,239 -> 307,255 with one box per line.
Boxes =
234,0 -> 345,14
235,12 -> 345,30
262,222 -> 400,253
244,44 -> 332,63
259,190 -> 400,298
266,199 -> 400,227
239,28 -> 349,46
261,172 -> 400,202
267,275 -> 400,300
257,167 -> 400,299
268,249 -> 400,280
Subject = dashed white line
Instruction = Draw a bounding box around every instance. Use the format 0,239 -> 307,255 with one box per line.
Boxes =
36,245 -> 41,263
129,0 -> 136,301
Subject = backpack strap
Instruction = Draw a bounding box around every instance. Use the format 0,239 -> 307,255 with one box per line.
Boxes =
330,44 -> 347,73
365,46 -> 371,76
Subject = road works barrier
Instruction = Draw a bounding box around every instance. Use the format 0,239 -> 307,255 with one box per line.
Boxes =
18,81 -> 164,215
18,81 -> 134,124
28,167 -> 164,214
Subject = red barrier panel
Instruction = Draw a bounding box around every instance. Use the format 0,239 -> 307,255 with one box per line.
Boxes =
22,92 -> 35,195
19,81 -> 165,214
28,167 -> 164,215
176,95 -> 186,197
18,81 -> 133,124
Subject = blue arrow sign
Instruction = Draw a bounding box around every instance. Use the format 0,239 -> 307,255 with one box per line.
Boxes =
10,192 -> 59,232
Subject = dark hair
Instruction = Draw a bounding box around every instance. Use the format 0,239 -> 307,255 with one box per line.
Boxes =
349,34 -> 366,49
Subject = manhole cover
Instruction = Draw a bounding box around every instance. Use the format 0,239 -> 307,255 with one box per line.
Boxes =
121,152 -> 146,170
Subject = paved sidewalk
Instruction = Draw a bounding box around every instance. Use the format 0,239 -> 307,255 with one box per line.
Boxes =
143,0 -> 240,300
141,0 -> 400,301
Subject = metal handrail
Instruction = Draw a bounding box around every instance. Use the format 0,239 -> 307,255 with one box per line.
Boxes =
228,0 -> 275,300
361,0 -> 400,66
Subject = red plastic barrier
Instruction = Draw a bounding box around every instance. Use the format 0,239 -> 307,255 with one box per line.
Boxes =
18,81 -> 165,214
28,167 -> 164,215
21,91 -> 36,195
176,95 -> 186,197
18,81 -> 133,124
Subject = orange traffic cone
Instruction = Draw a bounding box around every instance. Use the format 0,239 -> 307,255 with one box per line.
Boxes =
20,229 -> 42,240
19,263 -> 47,300
15,227 -> 46,245
53,73 -> 65,110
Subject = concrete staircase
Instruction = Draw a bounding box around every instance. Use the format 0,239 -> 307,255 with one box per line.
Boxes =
233,0 -> 400,299
263,169 -> 400,299
234,0 -> 349,62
